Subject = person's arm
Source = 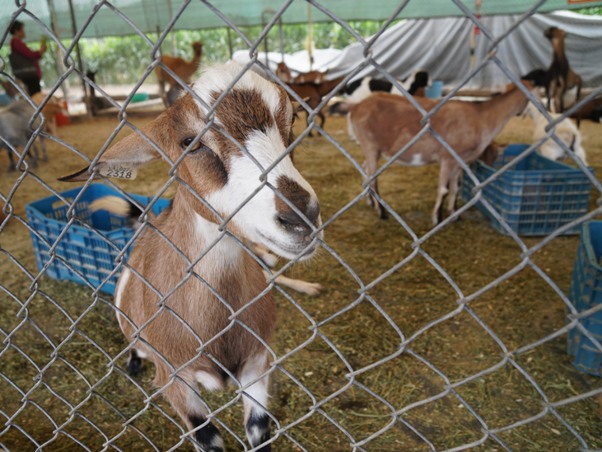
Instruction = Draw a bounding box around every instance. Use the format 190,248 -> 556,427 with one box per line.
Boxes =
12,38 -> 42,60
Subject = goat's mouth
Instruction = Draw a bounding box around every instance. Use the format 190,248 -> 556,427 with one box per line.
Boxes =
257,232 -> 320,261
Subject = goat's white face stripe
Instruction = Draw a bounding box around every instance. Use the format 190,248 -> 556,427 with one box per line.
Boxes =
188,63 -> 321,259
205,126 -> 319,258
192,64 -> 281,119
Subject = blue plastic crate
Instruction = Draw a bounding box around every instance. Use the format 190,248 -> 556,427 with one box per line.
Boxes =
26,184 -> 170,295
461,144 -> 592,235
567,221 -> 602,376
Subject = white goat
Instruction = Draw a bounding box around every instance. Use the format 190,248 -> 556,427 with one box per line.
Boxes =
330,82 -> 532,225
61,62 -> 323,452
525,103 -> 587,164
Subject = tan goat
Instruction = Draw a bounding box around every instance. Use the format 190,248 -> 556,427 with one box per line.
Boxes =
331,82 -> 532,225
61,62 -> 323,451
276,61 -> 326,84
31,91 -> 67,136
155,41 -> 203,107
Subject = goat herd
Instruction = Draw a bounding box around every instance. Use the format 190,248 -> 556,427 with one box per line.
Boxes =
1,25 -> 601,452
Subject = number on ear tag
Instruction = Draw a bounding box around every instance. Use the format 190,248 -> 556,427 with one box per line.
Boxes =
98,164 -> 138,180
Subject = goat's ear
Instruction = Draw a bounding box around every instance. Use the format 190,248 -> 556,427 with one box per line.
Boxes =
59,116 -> 165,182
291,98 -> 310,113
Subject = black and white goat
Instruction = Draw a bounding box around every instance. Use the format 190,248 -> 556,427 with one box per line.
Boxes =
342,71 -> 429,103
61,62 -> 323,451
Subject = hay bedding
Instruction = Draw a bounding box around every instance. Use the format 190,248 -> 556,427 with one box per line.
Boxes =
0,109 -> 601,450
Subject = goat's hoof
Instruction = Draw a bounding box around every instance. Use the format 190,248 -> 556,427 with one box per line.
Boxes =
304,282 -> 323,296
379,209 -> 389,220
127,355 -> 143,377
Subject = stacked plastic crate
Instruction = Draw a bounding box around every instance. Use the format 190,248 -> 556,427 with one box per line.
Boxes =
26,184 -> 170,295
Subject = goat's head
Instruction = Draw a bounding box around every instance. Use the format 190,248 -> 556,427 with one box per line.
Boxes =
192,41 -> 203,56
276,62 -> 293,83
522,68 -> 548,88
60,62 -> 322,260
544,26 -> 565,41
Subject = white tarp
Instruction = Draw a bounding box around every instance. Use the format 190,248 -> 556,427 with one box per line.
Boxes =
234,11 -> 602,91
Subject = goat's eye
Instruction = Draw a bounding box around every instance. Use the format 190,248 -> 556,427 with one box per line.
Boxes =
180,137 -> 209,154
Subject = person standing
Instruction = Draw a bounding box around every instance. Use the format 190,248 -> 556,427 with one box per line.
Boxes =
9,20 -> 46,96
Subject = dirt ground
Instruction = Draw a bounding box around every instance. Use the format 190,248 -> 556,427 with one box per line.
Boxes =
1,102 -> 601,451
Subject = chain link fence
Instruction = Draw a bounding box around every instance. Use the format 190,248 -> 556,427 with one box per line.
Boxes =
2,1 -> 602,450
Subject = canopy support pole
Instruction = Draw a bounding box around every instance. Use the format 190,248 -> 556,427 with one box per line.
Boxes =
67,0 -> 91,116
46,0 -> 70,101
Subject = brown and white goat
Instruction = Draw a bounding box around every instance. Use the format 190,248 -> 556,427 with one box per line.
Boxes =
156,41 -> 203,107
89,196 -> 322,296
284,76 -> 345,137
61,62 -> 322,451
544,27 -> 582,114
331,82 -> 532,225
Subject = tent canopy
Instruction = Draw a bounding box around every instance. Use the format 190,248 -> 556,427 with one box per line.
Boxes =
2,0 -> 602,42
233,10 -> 602,90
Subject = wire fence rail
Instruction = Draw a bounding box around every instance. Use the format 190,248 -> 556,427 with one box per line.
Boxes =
1,1 -> 602,451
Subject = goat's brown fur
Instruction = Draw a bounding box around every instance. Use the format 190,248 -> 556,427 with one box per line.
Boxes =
31,92 -> 67,136
285,76 -> 345,136
60,63 -> 322,451
335,83 -> 532,224
276,62 -> 326,85
156,41 -> 203,107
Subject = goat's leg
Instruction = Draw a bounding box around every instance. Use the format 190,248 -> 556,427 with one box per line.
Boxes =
433,161 -> 453,226
5,148 -> 16,172
40,136 -> 48,162
126,348 -> 144,376
554,79 -> 566,114
446,166 -> 461,219
255,243 -> 322,296
317,110 -> 326,135
239,352 -> 272,451
575,80 -> 582,129
547,79 -> 557,112
158,79 -> 168,108
264,271 -> 322,296
252,242 -> 279,268
346,116 -> 357,142
29,143 -> 39,168
306,96 -> 320,137
32,135 -> 47,162
362,154 -> 387,219
158,372 -> 224,451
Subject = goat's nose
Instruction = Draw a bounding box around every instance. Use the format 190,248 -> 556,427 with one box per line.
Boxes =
275,175 -> 320,233
276,202 -> 320,235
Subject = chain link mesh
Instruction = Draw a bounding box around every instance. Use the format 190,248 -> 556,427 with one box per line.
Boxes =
1,1 -> 602,450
